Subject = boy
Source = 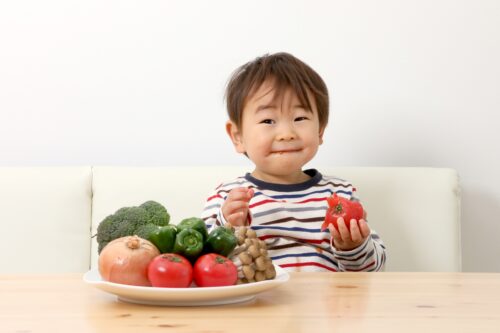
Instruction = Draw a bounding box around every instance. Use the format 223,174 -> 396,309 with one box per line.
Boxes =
201,52 -> 386,272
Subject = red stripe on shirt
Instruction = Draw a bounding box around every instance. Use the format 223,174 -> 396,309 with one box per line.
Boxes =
206,193 -> 223,202
250,197 -> 327,208
295,197 -> 327,204
249,199 -> 280,208
259,234 -> 330,244
280,262 -> 337,272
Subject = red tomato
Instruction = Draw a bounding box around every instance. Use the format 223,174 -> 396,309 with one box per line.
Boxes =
193,253 -> 238,287
321,193 -> 364,231
147,253 -> 193,288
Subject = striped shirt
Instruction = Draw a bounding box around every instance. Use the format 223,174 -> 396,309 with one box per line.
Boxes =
201,169 -> 386,272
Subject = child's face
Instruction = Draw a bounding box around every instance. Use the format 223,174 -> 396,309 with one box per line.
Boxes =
227,79 -> 324,184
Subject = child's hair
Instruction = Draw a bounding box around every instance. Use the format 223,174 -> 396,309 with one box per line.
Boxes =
225,52 -> 329,130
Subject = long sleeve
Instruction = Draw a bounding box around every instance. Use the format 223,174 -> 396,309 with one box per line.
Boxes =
331,230 -> 387,272
200,185 -> 228,233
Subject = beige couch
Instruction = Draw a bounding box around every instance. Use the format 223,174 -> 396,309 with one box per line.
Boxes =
0,166 -> 461,273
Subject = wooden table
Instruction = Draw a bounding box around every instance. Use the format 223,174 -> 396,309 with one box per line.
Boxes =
1,272 -> 500,333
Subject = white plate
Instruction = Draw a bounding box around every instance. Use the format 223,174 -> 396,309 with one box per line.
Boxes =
83,265 -> 289,306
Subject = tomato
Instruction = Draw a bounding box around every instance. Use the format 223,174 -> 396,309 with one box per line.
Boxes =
147,253 -> 193,288
321,193 -> 364,231
193,253 -> 238,287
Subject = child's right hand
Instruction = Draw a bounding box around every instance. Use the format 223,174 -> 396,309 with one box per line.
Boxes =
221,187 -> 254,226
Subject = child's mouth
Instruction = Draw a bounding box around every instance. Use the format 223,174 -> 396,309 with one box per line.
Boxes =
272,149 -> 301,155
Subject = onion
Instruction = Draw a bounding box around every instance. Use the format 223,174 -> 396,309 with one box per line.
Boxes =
98,235 -> 160,286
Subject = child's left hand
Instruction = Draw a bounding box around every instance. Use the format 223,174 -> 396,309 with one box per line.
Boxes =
329,218 -> 371,251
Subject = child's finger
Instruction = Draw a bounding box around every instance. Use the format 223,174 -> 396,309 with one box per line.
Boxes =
349,219 -> 362,243
229,187 -> 249,194
328,224 -> 343,248
227,211 -> 247,226
228,188 -> 253,201
224,200 -> 249,214
246,188 -> 255,199
336,217 -> 350,241
328,224 -> 339,238
359,219 -> 371,238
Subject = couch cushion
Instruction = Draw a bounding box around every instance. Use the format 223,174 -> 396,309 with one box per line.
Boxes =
0,167 -> 92,273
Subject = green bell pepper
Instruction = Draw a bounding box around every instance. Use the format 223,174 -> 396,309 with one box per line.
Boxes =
173,228 -> 204,259
176,217 -> 208,242
148,225 -> 177,253
206,226 -> 238,256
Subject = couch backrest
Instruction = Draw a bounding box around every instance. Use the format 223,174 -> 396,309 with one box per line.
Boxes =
0,167 -> 92,273
90,166 -> 461,272
0,166 -> 461,273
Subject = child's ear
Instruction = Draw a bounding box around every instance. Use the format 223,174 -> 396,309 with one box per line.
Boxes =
226,121 -> 246,154
319,127 -> 325,145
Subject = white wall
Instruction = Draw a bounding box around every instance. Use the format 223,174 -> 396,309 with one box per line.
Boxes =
1,0 -> 499,272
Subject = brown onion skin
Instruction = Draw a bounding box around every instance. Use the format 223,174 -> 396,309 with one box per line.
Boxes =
98,235 -> 160,286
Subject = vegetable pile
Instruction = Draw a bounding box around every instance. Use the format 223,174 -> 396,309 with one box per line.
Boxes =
96,201 -> 276,288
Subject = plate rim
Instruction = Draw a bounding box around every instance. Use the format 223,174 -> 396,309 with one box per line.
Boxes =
83,264 -> 289,306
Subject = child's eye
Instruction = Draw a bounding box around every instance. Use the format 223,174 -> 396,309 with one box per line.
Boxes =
260,119 -> 274,124
295,116 -> 309,122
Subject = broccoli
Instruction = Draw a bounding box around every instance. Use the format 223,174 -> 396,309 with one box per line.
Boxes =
96,200 -> 170,253
140,200 -> 170,225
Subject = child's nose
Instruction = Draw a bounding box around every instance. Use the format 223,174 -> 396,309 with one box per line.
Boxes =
276,124 -> 296,141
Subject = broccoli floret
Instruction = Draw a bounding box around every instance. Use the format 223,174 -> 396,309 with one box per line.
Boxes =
140,200 -> 170,226
96,201 -> 169,253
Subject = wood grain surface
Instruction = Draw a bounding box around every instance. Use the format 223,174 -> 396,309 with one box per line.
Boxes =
1,272 -> 499,333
